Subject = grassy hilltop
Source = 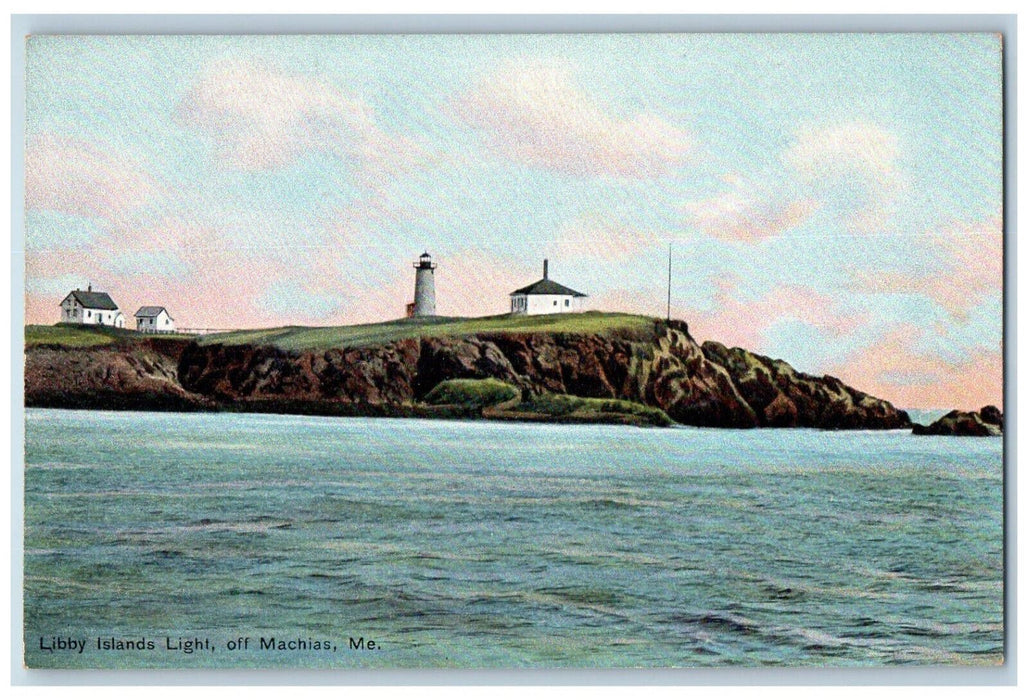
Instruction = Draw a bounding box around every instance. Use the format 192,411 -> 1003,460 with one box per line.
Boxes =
25,312 -> 655,352
194,311 -> 655,351
24,324 -> 196,347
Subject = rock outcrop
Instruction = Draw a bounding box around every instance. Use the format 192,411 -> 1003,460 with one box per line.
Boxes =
912,406 -> 1003,436
701,341 -> 911,429
177,339 -> 422,406
25,318 -> 912,430
24,338 -> 211,411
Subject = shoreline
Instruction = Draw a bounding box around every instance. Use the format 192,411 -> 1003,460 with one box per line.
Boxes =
24,402 -> 983,435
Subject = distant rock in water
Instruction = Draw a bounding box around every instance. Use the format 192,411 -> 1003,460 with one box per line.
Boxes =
912,406 -> 1003,436
980,405 -> 1003,427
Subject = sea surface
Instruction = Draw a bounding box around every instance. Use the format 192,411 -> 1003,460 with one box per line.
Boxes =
22,409 -> 1004,669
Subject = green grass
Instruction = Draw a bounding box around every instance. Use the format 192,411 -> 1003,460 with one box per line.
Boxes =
424,378 -> 520,409
25,324 -> 195,347
520,393 -> 674,427
26,312 -> 656,352
423,379 -> 673,427
198,311 -> 656,351
25,324 -> 121,347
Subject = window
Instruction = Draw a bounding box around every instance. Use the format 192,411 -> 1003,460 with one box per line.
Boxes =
565,299 -> 570,307
553,300 -> 557,306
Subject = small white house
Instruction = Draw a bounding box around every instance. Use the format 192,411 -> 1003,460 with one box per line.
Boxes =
509,259 -> 587,315
59,286 -> 125,327
134,306 -> 176,333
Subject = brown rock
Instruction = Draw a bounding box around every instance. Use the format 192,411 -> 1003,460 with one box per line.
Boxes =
980,405 -> 1003,426
700,341 -> 911,430
912,409 -> 1002,436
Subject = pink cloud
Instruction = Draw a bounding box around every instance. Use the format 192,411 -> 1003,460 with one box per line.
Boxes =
850,216 -> 1003,320
591,278 -> 866,352
106,249 -> 304,330
682,187 -> 818,242
24,215 -> 304,329
687,278 -> 867,350
827,325 -> 1003,410
25,132 -> 158,221
177,59 -> 425,173
451,62 -> 692,177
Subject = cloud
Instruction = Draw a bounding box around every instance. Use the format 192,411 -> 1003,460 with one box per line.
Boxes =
25,132 -> 158,221
177,59 -> 423,173
680,123 -> 903,242
687,277 -> 868,351
451,62 -> 692,177
783,122 -> 905,231
850,216 -> 1003,320
682,184 -> 817,243
784,122 -> 900,179
589,277 -> 869,352
827,325 -> 1002,410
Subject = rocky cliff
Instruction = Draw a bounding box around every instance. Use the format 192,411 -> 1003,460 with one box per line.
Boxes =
24,337 -> 212,412
25,318 -> 911,430
701,341 -> 910,429
912,406 -> 1003,436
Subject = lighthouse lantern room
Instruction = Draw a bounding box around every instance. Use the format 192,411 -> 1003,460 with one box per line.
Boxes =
410,251 -> 437,317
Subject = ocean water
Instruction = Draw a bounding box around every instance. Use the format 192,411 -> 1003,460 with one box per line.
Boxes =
22,409 -> 1004,669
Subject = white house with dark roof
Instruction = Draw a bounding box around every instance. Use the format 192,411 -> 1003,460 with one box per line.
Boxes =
509,259 -> 587,315
59,286 -> 125,327
134,306 -> 176,333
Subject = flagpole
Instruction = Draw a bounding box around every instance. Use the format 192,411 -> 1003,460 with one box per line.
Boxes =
667,242 -> 672,322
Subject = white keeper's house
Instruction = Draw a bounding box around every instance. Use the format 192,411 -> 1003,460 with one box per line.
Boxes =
509,259 -> 587,315
134,306 -> 176,333
59,286 -> 125,327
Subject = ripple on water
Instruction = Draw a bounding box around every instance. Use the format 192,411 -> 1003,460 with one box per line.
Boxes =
22,409 -> 1004,669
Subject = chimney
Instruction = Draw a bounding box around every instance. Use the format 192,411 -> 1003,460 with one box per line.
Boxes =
543,259 -> 549,280
87,282 -> 92,292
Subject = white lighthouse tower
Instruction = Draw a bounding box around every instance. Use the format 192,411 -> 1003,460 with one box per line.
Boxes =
411,251 -> 437,317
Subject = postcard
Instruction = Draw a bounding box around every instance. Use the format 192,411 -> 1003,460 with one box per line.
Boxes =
19,30 -> 1005,673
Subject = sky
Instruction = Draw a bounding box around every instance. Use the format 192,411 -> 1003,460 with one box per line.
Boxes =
21,33 -> 1003,409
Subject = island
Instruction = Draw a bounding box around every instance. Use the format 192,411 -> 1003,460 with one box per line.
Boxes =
24,312 -> 914,430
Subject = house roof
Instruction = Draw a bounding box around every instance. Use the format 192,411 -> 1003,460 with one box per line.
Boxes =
134,306 -> 169,318
510,278 -> 587,297
64,290 -> 119,310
